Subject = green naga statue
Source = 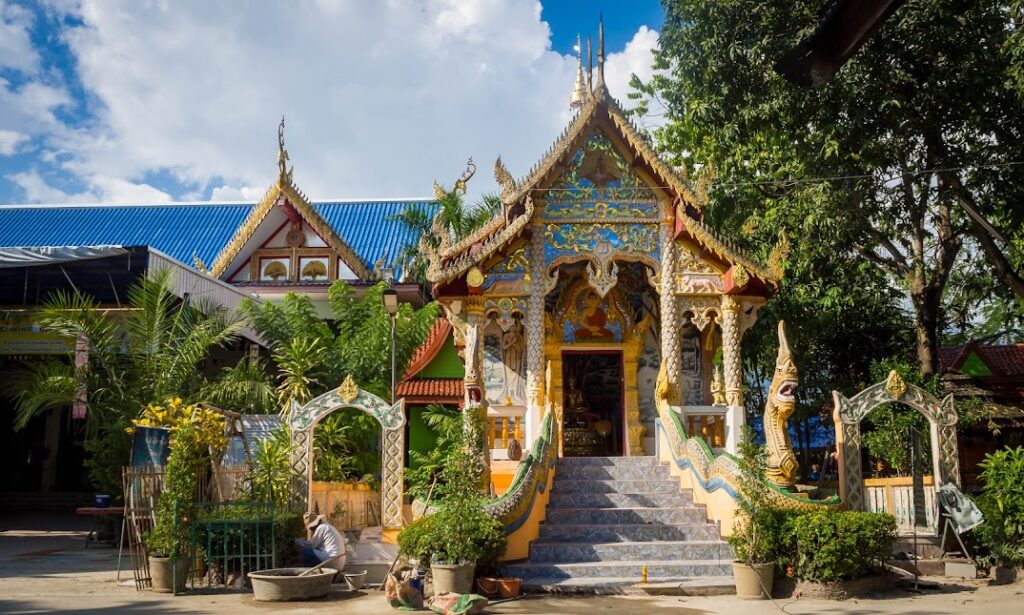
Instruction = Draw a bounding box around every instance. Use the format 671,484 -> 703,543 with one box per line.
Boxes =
764,321 -> 799,489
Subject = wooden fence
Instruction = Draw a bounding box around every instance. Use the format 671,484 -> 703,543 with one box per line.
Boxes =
310,481 -> 381,529
122,465 -> 248,590
863,475 -> 937,534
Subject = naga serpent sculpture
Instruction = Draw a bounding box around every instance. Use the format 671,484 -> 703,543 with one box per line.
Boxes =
764,320 -> 799,489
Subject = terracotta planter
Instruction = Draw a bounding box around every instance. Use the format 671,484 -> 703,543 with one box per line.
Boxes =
148,555 -> 190,594
431,562 -> 475,595
476,576 -> 498,596
497,577 -> 521,598
732,561 -> 774,600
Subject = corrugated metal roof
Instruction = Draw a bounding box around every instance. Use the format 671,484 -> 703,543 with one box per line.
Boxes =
0,200 -> 437,276
0,204 -> 251,265
314,200 -> 435,277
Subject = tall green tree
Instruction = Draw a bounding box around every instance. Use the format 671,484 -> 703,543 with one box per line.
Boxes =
641,0 -> 1024,376
11,269 -> 271,493
242,280 -> 439,404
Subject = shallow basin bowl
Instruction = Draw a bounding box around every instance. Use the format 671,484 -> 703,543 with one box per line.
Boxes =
247,567 -> 338,601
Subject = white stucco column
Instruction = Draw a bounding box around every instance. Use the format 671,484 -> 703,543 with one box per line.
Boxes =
659,223 -> 682,407
524,222 -> 547,448
720,294 -> 745,453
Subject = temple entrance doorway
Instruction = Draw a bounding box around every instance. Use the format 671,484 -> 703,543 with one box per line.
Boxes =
561,351 -> 624,457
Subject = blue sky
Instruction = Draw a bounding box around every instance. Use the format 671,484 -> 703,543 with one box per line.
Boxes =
0,1 -> 665,205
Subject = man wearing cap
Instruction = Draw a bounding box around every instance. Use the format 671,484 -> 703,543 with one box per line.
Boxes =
296,512 -> 346,568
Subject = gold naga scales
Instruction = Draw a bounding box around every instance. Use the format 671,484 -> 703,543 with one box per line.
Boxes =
763,321 -> 799,489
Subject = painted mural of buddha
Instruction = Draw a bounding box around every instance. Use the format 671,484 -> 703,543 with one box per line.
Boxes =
575,292 -> 614,339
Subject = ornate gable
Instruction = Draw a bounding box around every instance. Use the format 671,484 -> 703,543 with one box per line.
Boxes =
209,121 -> 371,281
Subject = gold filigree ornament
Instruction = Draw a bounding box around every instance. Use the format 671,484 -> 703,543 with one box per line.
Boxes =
885,370 -> 907,399
732,264 -> 750,288
338,375 -> 359,404
466,267 -> 485,288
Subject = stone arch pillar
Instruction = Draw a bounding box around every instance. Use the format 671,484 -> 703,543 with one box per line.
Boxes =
289,376 -> 407,532
832,371 -> 959,511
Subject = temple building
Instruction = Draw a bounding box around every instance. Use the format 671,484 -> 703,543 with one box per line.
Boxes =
424,36 -> 783,461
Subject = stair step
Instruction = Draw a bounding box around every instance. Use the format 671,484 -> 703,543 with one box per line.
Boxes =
537,523 -> 722,543
547,491 -> 693,509
551,479 -> 681,494
503,559 -> 734,580
518,575 -> 736,596
554,463 -> 671,481
528,540 -> 733,563
545,506 -> 709,526
555,456 -> 660,467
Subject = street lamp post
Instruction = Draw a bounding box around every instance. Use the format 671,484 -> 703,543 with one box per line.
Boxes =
382,288 -> 399,404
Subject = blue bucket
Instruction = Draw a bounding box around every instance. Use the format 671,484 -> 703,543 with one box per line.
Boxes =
95,494 -> 111,508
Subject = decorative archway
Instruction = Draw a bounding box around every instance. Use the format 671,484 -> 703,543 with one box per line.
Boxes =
831,371 -> 960,512
289,376 -> 406,531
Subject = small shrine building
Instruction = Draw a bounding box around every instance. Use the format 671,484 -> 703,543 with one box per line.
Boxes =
423,42 -> 784,460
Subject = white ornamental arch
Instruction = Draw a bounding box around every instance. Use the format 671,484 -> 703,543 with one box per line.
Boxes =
831,371 -> 959,512
289,376 -> 406,530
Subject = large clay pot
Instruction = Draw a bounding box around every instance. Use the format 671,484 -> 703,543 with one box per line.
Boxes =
506,438 -> 523,461
148,555 -> 190,594
431,562 -> 475,595
497,577 -> 521,598
248,567 -> 337,601
732,561 -> 774,599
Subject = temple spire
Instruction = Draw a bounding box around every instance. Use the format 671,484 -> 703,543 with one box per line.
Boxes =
570,33 -> 587,109
277,116 -> 291,183
587,35 -> 593,91
594,15 -> 606,93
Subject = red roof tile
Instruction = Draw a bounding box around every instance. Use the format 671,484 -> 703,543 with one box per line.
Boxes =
396,378 -> 463,402
940,343 -> 1024,376
402,318 -> 454,380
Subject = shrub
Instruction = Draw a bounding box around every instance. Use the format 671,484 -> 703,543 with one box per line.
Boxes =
975,446 -> 1024,567
781,510 -> 897,582
397,499 -> 506,566
728,427 -> 785,565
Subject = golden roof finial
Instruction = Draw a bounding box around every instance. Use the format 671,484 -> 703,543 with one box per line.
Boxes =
277,116 -> 291,183
570,34 -> 587,110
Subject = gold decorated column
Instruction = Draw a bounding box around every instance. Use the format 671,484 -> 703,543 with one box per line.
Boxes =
720,294 -> 745,452
462,298 -> 491,489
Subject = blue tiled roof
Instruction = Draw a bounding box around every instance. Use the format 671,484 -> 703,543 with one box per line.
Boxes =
0,200 -> 437,276
0,204 -> 252,266
315,200 -> 436,277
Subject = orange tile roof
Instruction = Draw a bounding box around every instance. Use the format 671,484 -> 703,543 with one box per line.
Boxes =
402,317 -> 453,381
396,378 -> 463,403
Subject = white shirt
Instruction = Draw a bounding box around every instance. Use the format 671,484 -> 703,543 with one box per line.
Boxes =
309,522 -> 344,558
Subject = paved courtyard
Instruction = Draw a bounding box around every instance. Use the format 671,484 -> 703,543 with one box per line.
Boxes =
2,513 -> 1021,614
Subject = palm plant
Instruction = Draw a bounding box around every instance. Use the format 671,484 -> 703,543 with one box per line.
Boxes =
273,337 -> 327,412
390,189 -> 502,284
11,269 -> 270,493
406,404 -> 462,499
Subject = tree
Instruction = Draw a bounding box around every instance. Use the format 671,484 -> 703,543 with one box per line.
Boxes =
243,281 -> 439,486
641,0 -> 1024,376
11,269 -> 270,493
391,187 -> 502,285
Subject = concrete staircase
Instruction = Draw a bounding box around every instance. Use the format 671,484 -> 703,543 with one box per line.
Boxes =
502,456 -> 735,595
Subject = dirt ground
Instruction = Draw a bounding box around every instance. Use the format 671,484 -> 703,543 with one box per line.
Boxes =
2,513 -> 1022,615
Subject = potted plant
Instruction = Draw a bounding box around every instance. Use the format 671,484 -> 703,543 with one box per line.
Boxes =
728,427 -> 782,599
134,400 -> 227,593
398,410 -> 506,595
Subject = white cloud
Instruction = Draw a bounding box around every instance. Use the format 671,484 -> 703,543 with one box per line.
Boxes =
210,184 -> 266,202
0,129 -> 28,155
8,171 -> 82,203
0,1 -> 40,73
5,0 -> 660,204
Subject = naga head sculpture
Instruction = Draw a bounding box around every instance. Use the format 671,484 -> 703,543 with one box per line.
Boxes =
771,320 -> 798,409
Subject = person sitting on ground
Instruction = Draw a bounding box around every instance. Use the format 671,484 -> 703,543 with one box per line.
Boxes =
295,512 -> 346,569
